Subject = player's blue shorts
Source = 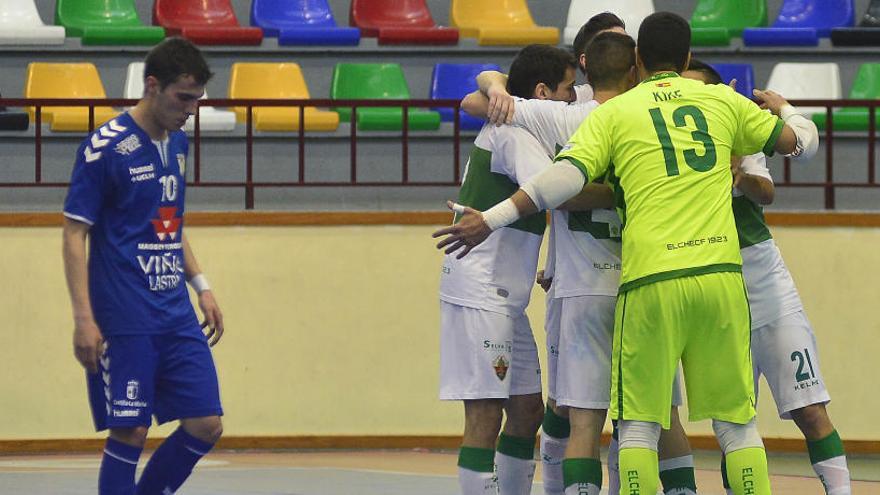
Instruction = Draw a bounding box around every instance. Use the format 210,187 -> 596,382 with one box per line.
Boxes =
87,329 -> 223,431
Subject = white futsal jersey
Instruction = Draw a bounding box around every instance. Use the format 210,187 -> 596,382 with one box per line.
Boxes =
439,124 -> 551,316
734,154 -> 804,328
574,83 -> 594,103
512,98 -> 622,298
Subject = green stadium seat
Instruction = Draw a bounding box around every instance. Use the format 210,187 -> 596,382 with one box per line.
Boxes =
691,0 -> 767,46
55,0 -> 165,45
331,63 -> 441,131
813,64 -> 880,131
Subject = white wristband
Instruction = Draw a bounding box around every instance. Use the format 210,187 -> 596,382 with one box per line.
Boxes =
482,199 -> 520,231
779,104 -> 819,161
188,273 -> 211,294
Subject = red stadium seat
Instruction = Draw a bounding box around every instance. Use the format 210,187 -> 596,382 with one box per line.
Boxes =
153,0 -> 263,45
350,0 -> 458,45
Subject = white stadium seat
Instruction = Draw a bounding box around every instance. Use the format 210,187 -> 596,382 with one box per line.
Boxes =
563,0 -> 655,45
766,63 -> 842,117
124,62 -> 237,132
0,0 -> 66,45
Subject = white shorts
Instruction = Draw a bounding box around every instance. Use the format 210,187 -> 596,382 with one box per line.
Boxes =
752,310 -> 830,419
552,295 -> 683,409
544,295 -> 562,400
439,301 -> 542,400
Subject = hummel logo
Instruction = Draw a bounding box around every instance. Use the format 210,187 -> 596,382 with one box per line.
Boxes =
91,133 -> 109,149
107,119 -> 127,133
84,147 -> 102,163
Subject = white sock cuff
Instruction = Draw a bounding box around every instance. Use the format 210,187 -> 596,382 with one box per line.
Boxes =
659,454 -> 694,471
713,418 -> 764,453
618,420 -> 661,451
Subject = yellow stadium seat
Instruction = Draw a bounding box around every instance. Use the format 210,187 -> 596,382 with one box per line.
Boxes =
228,63 -> 339,132
450,0 -> 559,46
25,63 -> 117,132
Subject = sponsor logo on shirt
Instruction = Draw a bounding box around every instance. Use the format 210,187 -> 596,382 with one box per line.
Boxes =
115,134 -> 142,155
137,252 -> 184,292
151,207 -> 181,242
113,409 -> 140,417
129,163 -> 156,183
483,340 -> 512,353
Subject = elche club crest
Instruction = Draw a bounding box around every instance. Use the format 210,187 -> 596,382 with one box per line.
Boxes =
492,355 -> 509,381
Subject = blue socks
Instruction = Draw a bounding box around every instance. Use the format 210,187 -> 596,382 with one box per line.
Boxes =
135,428 -> 215,495
100,437 -> 142,495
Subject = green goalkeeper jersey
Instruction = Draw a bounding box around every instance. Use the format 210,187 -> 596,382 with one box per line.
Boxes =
556,72 -> 784,292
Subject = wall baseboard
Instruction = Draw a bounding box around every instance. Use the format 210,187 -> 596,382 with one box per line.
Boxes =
1,435 -> 876,455
6,211 -> 880,227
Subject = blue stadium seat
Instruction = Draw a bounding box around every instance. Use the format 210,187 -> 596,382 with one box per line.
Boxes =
742,0 -> 854,46
711,63 -> 755,98
430,63 -> 501,131
251,0 -> 360,46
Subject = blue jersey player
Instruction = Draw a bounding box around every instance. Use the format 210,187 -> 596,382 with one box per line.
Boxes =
62,38 -> 224,495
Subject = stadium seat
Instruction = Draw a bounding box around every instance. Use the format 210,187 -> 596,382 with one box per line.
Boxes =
153,0 -> 263,45
0,91 -> 29,131
831,0 -> 880,46
430,63 -> 501,131
228,63 -> 339,132
563,0 -> 654,44
765,63 -> 842,118
450,0 -> 558,46
742,0 -> 854,46
690,0 -> 767,46
711,63 -> 756,98
331,63 -> 441,131
813,64 -> 880,131
0,0 -> 66,45
55,0 -> 165,45
250,0 -> 360,46
350,0 -> 458,45
124,62 -> 236,132
25,63 -> 118,132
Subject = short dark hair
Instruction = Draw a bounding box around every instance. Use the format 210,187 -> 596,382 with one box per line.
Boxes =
144,37 -> 213,90
572,12 -> 626,60
637,12 -> 691,73
585,32 -> 635,90
507,44 -> 577,99
686,59 -> 723,85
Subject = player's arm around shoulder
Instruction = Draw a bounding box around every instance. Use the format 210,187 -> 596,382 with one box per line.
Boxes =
753,89 -> 820,161
182,234 -> 224,346
733,154 -> 775,205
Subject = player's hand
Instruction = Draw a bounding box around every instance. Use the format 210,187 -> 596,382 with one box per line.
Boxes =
486,83 -> 515,126
536,270 -> 553,293
731,155 -> 745,189
729,78 -> 738,92
432,200 -> 492,259
73,318 -> 104,373
753,88 -> 790,116
198,291 -> 224,346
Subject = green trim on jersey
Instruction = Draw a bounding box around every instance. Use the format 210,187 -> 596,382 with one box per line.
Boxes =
556,156 -> 591,182
732,195 -> 772,248
619,263 -> 742,293
762,120 -> 785,157
641,72 -> 680,84
608,164 -> 627,228
456,146 -> 546,235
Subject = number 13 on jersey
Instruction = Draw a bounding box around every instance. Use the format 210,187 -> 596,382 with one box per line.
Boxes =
649,105 -> 718,177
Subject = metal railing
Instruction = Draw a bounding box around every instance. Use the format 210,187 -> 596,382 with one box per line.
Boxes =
0,97 -> 878,210
0,97 -> 463,209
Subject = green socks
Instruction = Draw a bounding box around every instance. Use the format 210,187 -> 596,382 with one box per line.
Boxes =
562,458 -> 602,495
807,430 -> 851,495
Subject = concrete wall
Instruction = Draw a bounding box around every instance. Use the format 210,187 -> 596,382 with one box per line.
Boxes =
2,223 -> 878,442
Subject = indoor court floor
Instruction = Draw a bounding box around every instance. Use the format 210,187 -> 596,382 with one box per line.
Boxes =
0,449 -> 877,494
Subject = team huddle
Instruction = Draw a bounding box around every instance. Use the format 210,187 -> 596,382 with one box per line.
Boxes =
434,11 -> 851,495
